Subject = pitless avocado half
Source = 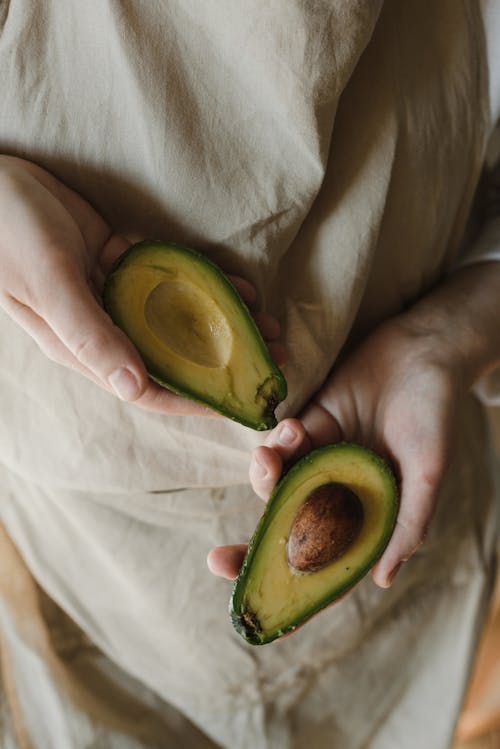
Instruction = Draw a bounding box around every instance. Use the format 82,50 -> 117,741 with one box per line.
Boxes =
103,241 -> 287,430
230,443 -> 399,645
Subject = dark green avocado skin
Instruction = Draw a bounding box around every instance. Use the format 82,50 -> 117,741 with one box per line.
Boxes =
230,443 -> 399,645
103,240 -> 287,430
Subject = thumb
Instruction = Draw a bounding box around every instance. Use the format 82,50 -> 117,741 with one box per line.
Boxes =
370,460 -> 441,588
40,265 -> 148,401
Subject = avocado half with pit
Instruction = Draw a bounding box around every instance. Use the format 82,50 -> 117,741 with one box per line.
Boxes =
103,241 -> 287,430
230,443 -> 398,645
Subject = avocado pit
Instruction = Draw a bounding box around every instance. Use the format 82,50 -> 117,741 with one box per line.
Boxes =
287,482 -> 364,573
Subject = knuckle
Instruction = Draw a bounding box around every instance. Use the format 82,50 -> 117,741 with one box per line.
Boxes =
72,334 -> 94,361
32,256 -> 74,309
413,451 -> 447,493
38,341 -> 64,366
0,291 -> 15,311
396,514 -> 427,554
71,330 -> 109,368
419,465 -> 443,491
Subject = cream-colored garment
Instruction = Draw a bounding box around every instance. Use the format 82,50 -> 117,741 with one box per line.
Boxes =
0,1 -> 497,748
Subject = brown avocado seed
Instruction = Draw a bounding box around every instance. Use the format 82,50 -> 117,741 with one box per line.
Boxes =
287,482 -> 364,573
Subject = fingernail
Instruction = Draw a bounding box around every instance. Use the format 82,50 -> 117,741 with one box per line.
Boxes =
109,367 -> 141,401
252,455 -> 269,481
279,425 -> 296,446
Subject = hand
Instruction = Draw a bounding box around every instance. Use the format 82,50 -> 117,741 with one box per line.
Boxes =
0,156 -> 284,415
208,317 -> 460,585
208,258 -> 500,586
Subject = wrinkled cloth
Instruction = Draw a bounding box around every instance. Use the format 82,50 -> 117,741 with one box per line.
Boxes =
0,1 -> 498,748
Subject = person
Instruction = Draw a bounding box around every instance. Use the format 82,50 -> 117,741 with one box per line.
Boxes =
0,1 -> 499,747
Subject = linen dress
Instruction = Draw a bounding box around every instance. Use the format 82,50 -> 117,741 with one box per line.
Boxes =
0,1 -> 499,747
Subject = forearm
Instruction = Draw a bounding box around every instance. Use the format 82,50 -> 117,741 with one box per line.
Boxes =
398,261 -> 500,391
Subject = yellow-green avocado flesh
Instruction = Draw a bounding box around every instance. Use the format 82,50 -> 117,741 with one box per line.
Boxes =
103,241 -> 287,430
230,443 -> 398,645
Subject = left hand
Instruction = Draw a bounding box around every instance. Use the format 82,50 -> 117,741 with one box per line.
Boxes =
209,260 -> 500,588
207,293 -> 484,587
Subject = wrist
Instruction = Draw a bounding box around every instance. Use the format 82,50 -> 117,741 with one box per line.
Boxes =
395,262 -> 500,391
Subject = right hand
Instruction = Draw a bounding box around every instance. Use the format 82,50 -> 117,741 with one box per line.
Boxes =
0,156 -> 284,414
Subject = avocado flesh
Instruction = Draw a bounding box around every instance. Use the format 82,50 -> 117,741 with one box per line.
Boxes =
230,444 -> 398,644
104,241 -> 287,430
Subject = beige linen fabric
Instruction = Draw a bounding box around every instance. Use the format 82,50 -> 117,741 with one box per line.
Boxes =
0,1 -> 497,747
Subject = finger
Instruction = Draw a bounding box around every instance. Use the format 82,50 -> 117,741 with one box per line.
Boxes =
264,418 -> 312,456
249,398 -> 343,498
123,232 -> 145,245
90,265 -> 107,297
227,278 -> 285,348
228,275 -> 257,305
267,342 -> 287,368
206,544 -> 248,580
18,161 -> 112,255
99,234 -> 131,276
249,419 -> 312,500
37,266 -> 149,401
249,445 -> 285,500
371,462 -> 440,588
254,313 -> 280,341
5,294 -> 230,417
2,295 -> 105,387
4,294 -> 227,418
300,400 -> 343,449
133,381 -> 223,417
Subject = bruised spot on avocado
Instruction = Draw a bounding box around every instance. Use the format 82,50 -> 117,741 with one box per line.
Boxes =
287,482 -> 364,573
103,240 -> 287,430
256,376 -> 282,425
230,443 -> 399,645
239,608 -> 262,640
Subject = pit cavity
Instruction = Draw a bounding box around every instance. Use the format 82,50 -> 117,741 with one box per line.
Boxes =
144,279 -> 233,368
